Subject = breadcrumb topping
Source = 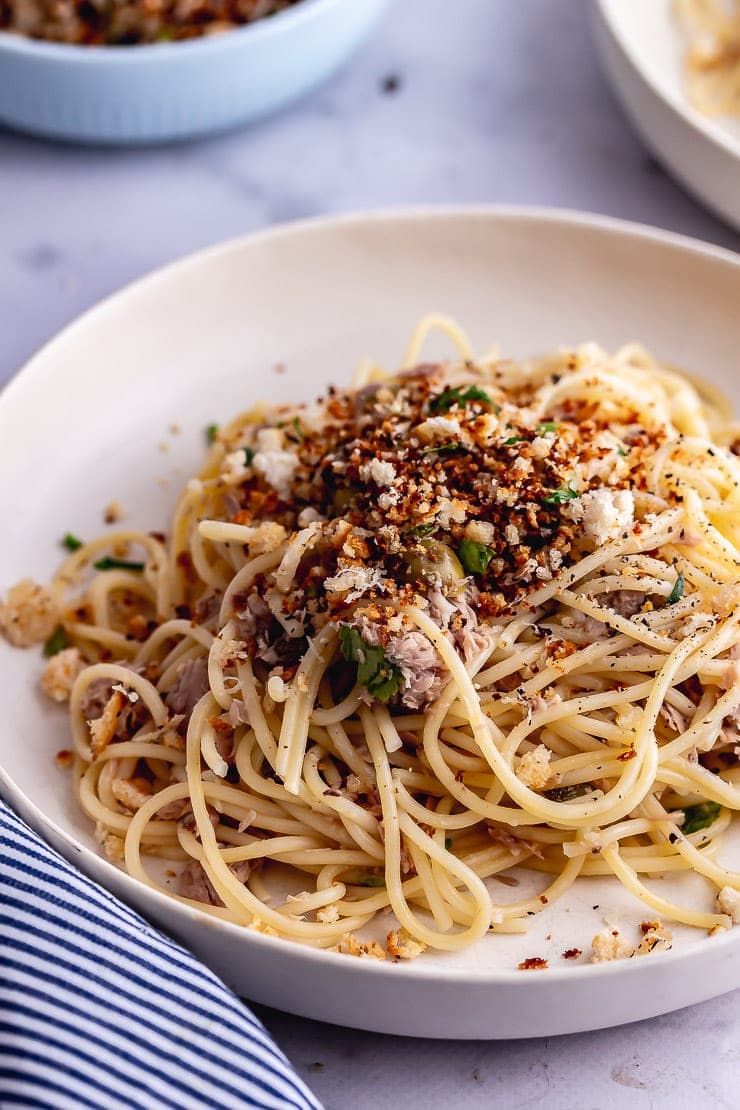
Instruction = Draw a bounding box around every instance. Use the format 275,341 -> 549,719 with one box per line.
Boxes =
636,920 -> 673,955
93,821 -> 125,862
516,744 -> 553,790
717,885 -> 740,924
0,578 -> 60,647
41,647 -> 84,702
203,357 -> 670,703
338,933 -> 387,960
591,928 -> 635,962
88,691 -> 124,757
386,928 -> 427,960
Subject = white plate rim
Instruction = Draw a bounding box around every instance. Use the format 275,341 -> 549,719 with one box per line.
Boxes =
596,0 -> 740,161
1,203 -> 739,996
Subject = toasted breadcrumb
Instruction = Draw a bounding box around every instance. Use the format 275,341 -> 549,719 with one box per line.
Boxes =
464,520 -> 496,545
317,905 -> 340,925
386,928 -> 427,960
248,522 -> 288,556
104,499 -> 125,524
94,821 -> 125,862
88,691 -> 124,757
636,920 -> 672,955
111,776 -> 153,813
717,886 -> 740,924
516,744 -> 552,790
0,579 -> 60,647
41,647 -> 84,702
55,749 -> 74,769
591,928 -> 634,962
339,933 -> 387,960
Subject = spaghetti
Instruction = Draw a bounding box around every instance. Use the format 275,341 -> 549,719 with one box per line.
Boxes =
3,318 -> 740,956
675,0 -> 740,116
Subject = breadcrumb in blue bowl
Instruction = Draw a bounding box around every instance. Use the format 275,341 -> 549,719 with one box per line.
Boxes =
0,0 -> 390,145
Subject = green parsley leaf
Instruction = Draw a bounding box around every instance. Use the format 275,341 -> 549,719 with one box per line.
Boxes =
666,570 -> 685,606
503,435 -> 525,446
680,801 -> 721,835
408,523 -> 437,537
458,539 -> 496,576
366,660 -> 404,701
444,837 -> 453,850
339,624 -> 367,671
429,385 -> 497,414
421,442 -> 466,457
338,625 -> 403,702
543,482 -> 579,506
290,416 -> 305,440
536,421 -> 558,433
206,423 -> 219,445
62,533 -> 84,552
355,873 -> 385,887
543,783 -> 594,802
43,626 -> 68,657
243,447 -> 255,467
617,446 -> 628,458
93,557 -> 145,572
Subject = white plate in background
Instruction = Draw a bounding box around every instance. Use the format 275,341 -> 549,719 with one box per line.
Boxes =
593,0 -> 740,231
0,207 -> 738,1038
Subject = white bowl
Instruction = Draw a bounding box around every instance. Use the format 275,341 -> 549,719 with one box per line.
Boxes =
1,207 -> 738,1038
593,0 -> 740,231
0,0 -> 390,144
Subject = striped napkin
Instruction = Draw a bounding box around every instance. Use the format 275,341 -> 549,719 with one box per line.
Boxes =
0,798 -> 322,1110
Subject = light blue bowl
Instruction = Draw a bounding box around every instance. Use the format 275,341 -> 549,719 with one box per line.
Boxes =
0,0 -> 390,144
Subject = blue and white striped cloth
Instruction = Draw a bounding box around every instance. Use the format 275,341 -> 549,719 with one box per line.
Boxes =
0,799 -> 322,1110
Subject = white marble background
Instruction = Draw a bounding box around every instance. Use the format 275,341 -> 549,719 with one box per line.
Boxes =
0,1 -> 738,1107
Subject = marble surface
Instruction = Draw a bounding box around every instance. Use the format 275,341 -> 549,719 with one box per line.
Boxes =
0,1 -> 738,1107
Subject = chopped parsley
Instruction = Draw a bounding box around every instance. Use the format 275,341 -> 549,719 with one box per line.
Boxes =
339,625 -> 403,702
290,416 -> 305,440
503,423 -> 556,445
445,837 -> 453,850
93,557 -> 145,572
617,446 -> 628,458
43,626 -> 68,657
458,539 -> 496,576
543,783 -> 594,802
666,570 -> 685,606
243,446 -> 255,467
206,423 -> 219,445
680,801 -> 721,835
429,384 -> 498,414
421,442 -> 466,457
543,482 -> 579,506
355,873 -> 385,887
408,523 -> 437,537
62,533 -> 84,552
